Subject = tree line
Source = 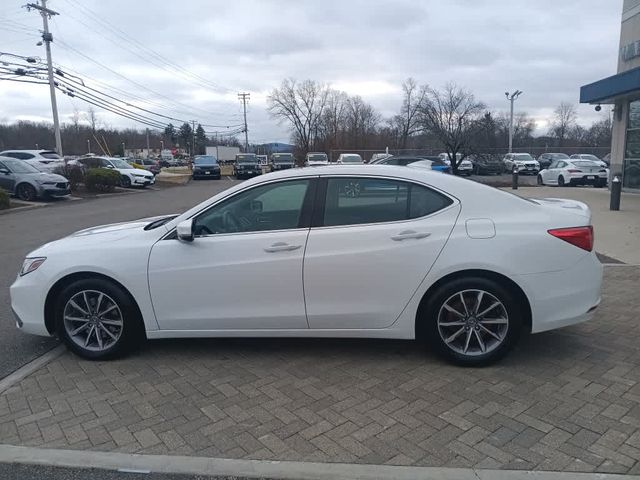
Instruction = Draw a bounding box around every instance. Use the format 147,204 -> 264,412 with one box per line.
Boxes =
268,78 -> 613,174
0,107 -> 240,156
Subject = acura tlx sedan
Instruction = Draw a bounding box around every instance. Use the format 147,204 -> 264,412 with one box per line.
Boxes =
10,166 -> 603,366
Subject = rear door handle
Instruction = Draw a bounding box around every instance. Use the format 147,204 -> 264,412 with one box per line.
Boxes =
264,242 -> 302,253
391,230 -> 431,241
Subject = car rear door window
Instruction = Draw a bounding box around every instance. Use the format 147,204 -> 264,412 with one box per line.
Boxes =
322,177 -> 452,227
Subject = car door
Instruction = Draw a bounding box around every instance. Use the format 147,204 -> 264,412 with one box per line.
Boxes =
0,160 -> 16,193
542,160 -> 558,184
303,175 -> 460,329
148,177 -> 316,331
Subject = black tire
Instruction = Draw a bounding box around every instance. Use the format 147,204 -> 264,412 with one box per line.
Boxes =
422,277 -> 523,366
537,175 -> 544,186
558,175 -> 565,187
54,277 -> 143,360
120,175 -> 131,188
16,183 -> 37,201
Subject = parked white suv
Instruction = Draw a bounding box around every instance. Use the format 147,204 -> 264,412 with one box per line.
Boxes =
0,149 -> 65,173
503,153 -> 540,175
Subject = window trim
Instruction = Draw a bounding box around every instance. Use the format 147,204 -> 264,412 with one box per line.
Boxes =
175,177 -> 318,239
312,174 -> 458,230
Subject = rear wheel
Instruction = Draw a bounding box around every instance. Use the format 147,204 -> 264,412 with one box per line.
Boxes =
558,175 -> 565,187
422,277 -> 522,366
55,278 -> 143,360
16,183 -> 37,201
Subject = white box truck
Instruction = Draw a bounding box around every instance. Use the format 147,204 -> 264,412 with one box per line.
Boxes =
205,146 -> 241,163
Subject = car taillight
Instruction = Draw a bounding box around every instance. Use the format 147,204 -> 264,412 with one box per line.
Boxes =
548,226 -> 593,252
567,169 -> 581,173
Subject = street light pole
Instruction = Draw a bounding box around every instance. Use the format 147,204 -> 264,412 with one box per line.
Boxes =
505,90 -> 523,153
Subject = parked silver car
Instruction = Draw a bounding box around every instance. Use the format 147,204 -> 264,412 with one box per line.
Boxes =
0,156 -> 70,201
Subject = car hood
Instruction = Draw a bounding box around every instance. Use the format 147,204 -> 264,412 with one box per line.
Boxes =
118,168 -> 153,176
193,164 -> 219,168
24,172 -> 67,182
71,215 -> 171,237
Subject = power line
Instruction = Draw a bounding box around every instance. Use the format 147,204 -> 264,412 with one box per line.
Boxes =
61,0 -> 233,94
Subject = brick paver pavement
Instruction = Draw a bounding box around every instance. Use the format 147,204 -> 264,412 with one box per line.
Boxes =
1,267 -> 639,474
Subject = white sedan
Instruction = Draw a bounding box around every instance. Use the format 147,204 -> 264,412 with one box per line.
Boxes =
11,166 -> 602,366
538,159 -> 608,187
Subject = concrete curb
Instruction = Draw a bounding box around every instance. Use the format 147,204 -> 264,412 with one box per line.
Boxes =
0,202 -> 47,215
0,445 -> 636,480
0,345 -> 65,395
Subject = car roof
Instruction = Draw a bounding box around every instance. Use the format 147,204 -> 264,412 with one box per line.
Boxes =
0,149 -> 56,154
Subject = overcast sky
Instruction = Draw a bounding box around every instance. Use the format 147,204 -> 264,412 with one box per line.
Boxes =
0,0 -> 623,144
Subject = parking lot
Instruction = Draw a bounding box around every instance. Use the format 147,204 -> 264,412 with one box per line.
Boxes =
0,178 -> 639,475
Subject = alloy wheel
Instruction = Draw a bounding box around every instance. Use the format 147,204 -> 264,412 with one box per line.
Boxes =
437,289 -> 509,356
63,290 -> 123,352
17,183 -> 36,201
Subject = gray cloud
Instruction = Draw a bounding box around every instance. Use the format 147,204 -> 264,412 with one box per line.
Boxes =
0,0 -> 622,142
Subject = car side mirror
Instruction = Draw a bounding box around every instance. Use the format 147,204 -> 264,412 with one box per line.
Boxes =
177,219 -> 194,242
106,165 -> 114,169
0,168 -> 9,175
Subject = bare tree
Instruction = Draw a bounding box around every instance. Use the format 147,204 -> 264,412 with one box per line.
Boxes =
70,108 -> 81,134
317,89 -> 349,151
392,78 -> 427,149
267,79 -> 330,153
419,83 -> 485,175
549,102 -> 577,147
84,107 -> 99,133
344,96 -> 380,149
585,117 -> 612,147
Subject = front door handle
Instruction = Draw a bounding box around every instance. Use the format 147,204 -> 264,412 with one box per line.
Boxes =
391,230 -> 431,241
264,242 -> 302,253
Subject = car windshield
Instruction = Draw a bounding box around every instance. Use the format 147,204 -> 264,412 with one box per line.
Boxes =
272,154 -> 293,163
40,151 -> 61,159
514,154 -> 534,161
237,155 -> 257,164
581,154 -> 600,161
341,155 -> 362,163
109,158 -> 133,169
550,153 -> 569,159
307,154 -> 327,161
1,158 -> 40,173
194,156 -> 217,165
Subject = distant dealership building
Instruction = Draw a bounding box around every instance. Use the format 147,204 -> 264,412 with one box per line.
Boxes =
581,0 -> 640,190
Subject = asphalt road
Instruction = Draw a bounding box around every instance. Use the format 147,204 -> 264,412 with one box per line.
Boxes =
0,464 -> 276,480
0,179 -> 238,380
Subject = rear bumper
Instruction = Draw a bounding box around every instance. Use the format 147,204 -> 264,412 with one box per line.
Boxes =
568,174 -> 607,186
519,253 -> 603,334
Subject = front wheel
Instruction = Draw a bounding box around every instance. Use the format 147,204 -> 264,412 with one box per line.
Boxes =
16,183 -> 37,201
422,277 -> 522,366
537,175 -> 544,186
120,175 -> 132,188
558,175 -> 565,187
55,278 -> 143,360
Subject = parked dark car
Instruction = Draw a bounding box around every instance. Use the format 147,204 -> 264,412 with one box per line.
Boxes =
469,155 -> 503,175
136,158 -> 162,175
270,152 -> 295,171
192,155 -> 221,180
538,152 -> 569,170
0,156 -> 70,201
234,154 -> 262,179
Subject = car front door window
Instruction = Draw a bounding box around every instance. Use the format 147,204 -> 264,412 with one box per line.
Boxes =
194,179 -> 312,235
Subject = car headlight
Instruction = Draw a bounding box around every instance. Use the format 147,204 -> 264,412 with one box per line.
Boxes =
20,257 -> 46,276
133,173 -> 146,177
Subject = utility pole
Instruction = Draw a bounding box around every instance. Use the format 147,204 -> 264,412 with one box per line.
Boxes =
26,0 -> 62,156
146,128 -> 150,158
505,90 -> 523,153
238,92 -> 250,152
86,139 -> 90,153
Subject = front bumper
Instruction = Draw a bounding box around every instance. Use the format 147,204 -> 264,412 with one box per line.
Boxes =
10,269 -> 51,336
42,186 -> 71,197
193,168 -> 221,177
132,176 -> 155,186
